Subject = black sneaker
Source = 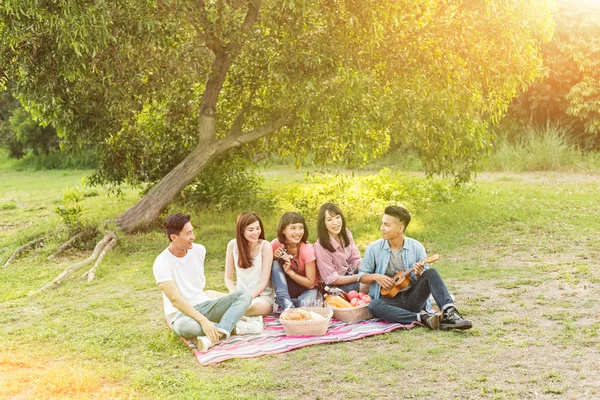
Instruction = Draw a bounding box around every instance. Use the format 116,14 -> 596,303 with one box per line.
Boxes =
420,312 -> 441,330
440,307 -> 472,330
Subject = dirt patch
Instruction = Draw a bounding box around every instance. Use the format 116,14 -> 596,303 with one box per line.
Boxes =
475,171 -> 600,185
0,222 -> 31,232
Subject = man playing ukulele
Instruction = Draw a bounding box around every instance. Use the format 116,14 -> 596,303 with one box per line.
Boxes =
358,206 -> 472,330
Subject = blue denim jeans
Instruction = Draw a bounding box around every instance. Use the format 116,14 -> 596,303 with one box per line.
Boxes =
271,260 -> 318,309
368,268 -> 453,324
171,291 -> 252,339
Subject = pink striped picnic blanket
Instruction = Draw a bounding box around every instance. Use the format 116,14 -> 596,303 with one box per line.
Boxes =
180,315 -> 419,366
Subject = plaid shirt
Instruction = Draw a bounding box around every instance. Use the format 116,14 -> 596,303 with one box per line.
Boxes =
314,229 -> 362,285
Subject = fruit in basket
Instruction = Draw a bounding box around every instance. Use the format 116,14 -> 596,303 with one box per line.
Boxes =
355,292 -> 371,302
347,290 -> 359,301
350,297 -> 359,306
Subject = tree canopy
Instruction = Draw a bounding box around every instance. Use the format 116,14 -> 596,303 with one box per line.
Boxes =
1,0 -> 554,232
508,0 -> 600,148
0,90 -> 60,159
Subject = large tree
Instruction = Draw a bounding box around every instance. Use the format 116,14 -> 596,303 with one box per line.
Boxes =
1,0 -> 554,233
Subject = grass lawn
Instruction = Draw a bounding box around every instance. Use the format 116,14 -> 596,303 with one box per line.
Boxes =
1,164 -> 599,399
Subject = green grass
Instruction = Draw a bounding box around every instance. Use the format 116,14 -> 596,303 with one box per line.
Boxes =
1,153 -> 600,398
483,122 -> 600,172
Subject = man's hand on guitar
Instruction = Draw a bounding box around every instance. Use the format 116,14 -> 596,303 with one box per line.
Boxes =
413,259 -> 426,276
374,274 -> 395,290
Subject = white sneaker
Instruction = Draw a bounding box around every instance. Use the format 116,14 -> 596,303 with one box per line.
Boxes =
196,336 -> 214,352
234,317 -> 264,335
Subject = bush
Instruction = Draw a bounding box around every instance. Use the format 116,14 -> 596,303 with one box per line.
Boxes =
181,154 -> 276,212
54,186 -> 85,229
485,122 -> 600,172
15,148 -> 98,170
0,93 -> 60,158
275,168 -> 461,225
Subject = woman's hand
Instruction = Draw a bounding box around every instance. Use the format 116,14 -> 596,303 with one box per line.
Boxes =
273,248 -> 284,259
281,258 -> 292,274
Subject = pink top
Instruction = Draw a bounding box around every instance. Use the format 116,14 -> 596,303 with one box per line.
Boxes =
271,239 -> 316,278
314,229 -> 362,284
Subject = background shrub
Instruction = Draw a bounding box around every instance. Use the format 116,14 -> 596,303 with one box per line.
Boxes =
275,168 -> 460,227
180,153 -> 276,212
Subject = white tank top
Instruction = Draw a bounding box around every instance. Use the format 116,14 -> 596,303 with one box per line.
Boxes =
233,239 -> 273,298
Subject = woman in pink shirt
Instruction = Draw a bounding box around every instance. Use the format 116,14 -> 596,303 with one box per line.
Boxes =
271,212 -> 318,310
314,203 -> 368,294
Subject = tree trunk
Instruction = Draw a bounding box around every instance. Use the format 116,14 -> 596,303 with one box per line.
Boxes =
115,113 -> 292,233
115,138 -> 224,233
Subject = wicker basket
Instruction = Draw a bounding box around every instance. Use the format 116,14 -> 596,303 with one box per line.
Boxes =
328,303 -> 372,323
280,307 -> 333,336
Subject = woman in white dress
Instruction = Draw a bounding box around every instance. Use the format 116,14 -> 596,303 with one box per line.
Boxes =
224,211 -> 275,317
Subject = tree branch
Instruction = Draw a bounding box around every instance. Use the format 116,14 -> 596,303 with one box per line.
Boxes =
3,236 -> 45,267
81,236 -> 118,282
199,0 -> 262,117
199,50 -> 230,118
47,228 -> 98,260
188,0 -> 224,54
223,113 -> 294,148
229,0 -> 261,57
229,102 -> 252,136
228,83 -> 259,136
29,231 -> 117,295
240,0 -> 261,35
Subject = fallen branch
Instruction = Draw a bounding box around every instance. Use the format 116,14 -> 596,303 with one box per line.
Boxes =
81,235 -> 117,282
3,235 -> 46,267
29,231 -> 117,296
47,228 -> 98,260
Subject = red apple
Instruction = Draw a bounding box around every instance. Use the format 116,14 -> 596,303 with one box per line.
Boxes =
347,290 -> 359,301
350,297 -> 360,306
362,295 -> 372,304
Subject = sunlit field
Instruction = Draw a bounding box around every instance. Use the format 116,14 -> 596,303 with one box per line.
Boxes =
1,156 -> 599,399
2,1 -> 600,398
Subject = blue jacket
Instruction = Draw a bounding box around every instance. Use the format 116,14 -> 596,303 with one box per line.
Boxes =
358,237 -> 433,311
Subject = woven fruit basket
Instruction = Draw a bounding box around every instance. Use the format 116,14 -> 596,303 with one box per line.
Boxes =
279,307 -> 333,336
328,303 -> 372,323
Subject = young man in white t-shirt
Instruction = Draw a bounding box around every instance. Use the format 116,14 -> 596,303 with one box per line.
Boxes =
153,213 -> 254,351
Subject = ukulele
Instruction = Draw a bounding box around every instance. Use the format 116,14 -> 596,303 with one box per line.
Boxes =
380,254 -> 440,299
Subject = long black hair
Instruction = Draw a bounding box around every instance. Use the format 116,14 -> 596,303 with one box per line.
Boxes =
317,203 -> 350,253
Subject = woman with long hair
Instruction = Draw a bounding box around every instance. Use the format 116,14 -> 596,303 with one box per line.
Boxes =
224,211 -> 275,317
314,203 -> 367,294
271,212 -> 318,310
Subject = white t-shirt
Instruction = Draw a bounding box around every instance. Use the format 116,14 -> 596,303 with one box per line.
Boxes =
153,243 -> 211,324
